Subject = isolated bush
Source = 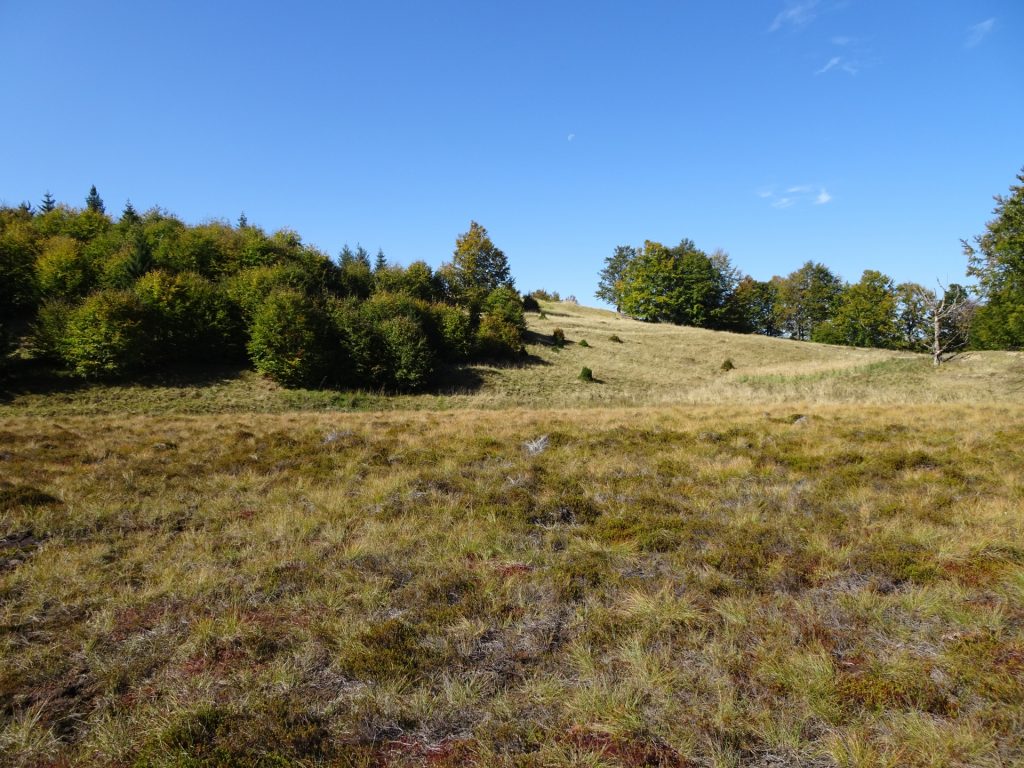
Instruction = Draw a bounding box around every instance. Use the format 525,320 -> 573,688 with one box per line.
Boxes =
378,315 -> 435,391
476,314 -> 525,359
552,327 -> 565,347
248,289 -> 334,387
608,334 -> 623,343
579,366 -> 594,382
721,357 -> 735,371
61,289 -> 148,379
578,339 -> 590,348
522,293 -> 540,312
134,270 -> 239,363
530,289 -> 560,301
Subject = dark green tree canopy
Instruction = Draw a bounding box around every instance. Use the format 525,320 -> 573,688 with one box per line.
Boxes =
596,244 -> 636,310
813,270 -> 900,348
39,191 -> 57,213
965,168 -> 1024,349
776,261 -> 844,340
85,185 -> 105,214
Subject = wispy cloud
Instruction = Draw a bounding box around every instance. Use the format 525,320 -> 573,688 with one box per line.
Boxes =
769,0 -> 819,32
567,133 -> 575,142
831,35 -> 853,46
966,18 -> 995,48
816,56 -> 841,74
758,184 -> 832,209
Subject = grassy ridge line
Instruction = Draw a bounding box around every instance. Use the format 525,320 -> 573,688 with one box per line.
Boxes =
2,404 -> 1023,765
3,301 -> 1023,417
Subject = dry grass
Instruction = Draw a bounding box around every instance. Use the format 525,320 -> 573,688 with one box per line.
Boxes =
2,402 -> 1023,766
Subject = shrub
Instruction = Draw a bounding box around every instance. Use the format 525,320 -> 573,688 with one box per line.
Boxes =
134,270 -> 240,364
378,315 -> 435,391
248,289 -> 335,387
579,339 -> 590,348
476,314 -> 525,359
482,286 -> 526,331
579,366 -> 594,382
429,303 -> 474,361
225,264 -> 311,325
552,327 -> 565,347
721,357 -> 735,371
36,235 -> 96,299
326,297 -> 386,388
530,289 -> 560,301
608,334 -> 623,343
30,299 -> 74,362
61,289 -> 149,379
522,293 -> 541,312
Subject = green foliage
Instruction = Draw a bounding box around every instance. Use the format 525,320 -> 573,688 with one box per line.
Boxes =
730,276 -> 782,336
85,184 -> 105,214
429,302 -> 474,361
133,270 -> 240,364
444,221 -> 514,308
813,270 -> 900,349
61,289 -> 148,378
579,366 -> 594,382
247,289 -> 334,387
617,239 -> 736,327
481,285 -> 526,331
225,265 -> 308,325
378,315 -> 435,391
36,235 -> 96,298
39,191 -> 56,214
475,314 -> 525,358
552,327 -> 566,347
522,293 -> 541,312
372,261 -> 437,301
777,261 -> 844,340
578,339 -> 589,347
596,244 -> 636,309
29,299 -> 74,361
894,282 -> 936,351
721,357 -> 735,371
608,334 -> 623,343
965,168 -> 1024,349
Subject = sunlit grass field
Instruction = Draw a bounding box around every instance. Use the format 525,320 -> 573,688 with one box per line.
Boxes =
2,304 -> 1023,767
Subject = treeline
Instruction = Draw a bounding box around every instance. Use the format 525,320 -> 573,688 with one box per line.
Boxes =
597,169 -> 1024,354
0,189 -> 527,389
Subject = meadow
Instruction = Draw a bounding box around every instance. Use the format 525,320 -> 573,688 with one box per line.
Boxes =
2,302 -> 1023,767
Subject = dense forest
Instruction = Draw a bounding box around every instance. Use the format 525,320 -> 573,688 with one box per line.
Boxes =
597,169 -> 1024,356
0,189 -> 526,390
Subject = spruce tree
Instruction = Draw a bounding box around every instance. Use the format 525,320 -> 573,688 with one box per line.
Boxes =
121,200 -> 140,225
39,191 -> 56,213
374,248 -> 387,272
237,212 -> 248,228
85,185 -> 105,213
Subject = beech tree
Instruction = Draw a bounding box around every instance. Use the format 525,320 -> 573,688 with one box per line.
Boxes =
596,244 -> 636,311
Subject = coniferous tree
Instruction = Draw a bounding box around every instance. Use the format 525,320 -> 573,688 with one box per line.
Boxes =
85,185 -> 105,213
374,248 -> 387,272
237,212 -> 248,228
39,191 -> 56,213
121,200 -> 140,225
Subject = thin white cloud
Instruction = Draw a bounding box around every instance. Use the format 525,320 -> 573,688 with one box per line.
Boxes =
831,35 -> 853,46
567,133 -> 575,142
758,183 -> 833,209
816,56 -> 841,74
966,18 -> 995,48
769,0 -> 818,32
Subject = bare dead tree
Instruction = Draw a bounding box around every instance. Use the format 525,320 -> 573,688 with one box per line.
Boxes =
930,282 -> 974,366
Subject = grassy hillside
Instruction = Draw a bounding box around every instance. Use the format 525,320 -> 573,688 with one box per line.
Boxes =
3,300 -> 1022,416
2,304 -> 1023,767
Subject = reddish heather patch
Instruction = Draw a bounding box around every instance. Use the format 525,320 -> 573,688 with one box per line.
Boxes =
110,601 -> 177,642
494,561 -> 534,578
237,508 -> 257,520
377,737 -> 480,766
563,726 -> 692,767
181,645 -> 250,677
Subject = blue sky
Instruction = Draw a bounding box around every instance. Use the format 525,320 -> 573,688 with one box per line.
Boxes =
2,1 -> 1021,304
